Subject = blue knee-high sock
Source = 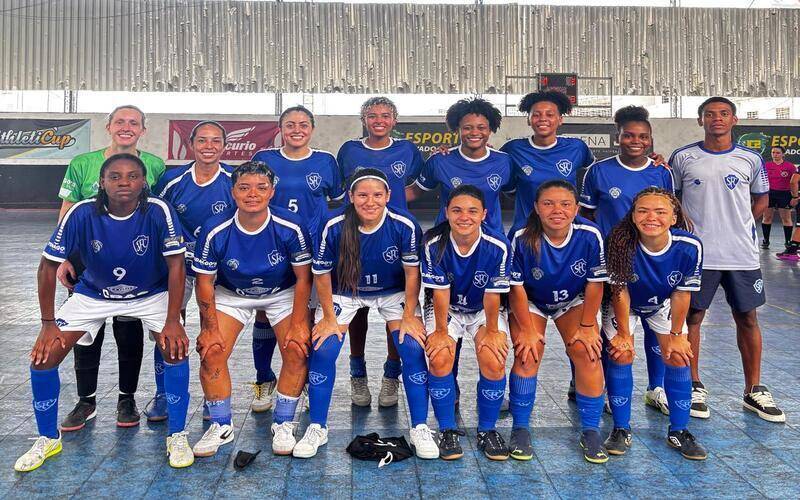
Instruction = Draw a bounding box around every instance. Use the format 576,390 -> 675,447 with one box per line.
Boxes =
349,356 -> 367,378
477,374 -> 506,432
308,335 -> 345,426
428,373 -> 457,430
206,397 -> 232,426
252,321 -> 276,383
164,358 -> 190,435
391,331 -> 429,427
643,324 -> 665,390
509,373 -> 537,429
30,367 -> 60,439
605,360 -> 633,430
274,392 -> 300,425
153,347 -> 165,395
664,365 -> 692,432
576,392 -> 605,432
383,359 -> 402,379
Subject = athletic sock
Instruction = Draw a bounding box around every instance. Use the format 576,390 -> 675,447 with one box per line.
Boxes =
163,358 -> 190,435
476,374 -> 506,432
391,331 -> 428,427
206,397 -> 232,426
308,335 -> 345,426
643,325 -> 665,391
605,360 -> 633,430
383,358 -> 402,380
428,373 -> 457,430
252,321 -> 277,383
31,367 -> 60,439
784,225 -> 794,245
273,392 -> 300,425
153,347 -> 166,395
575,392 -> 605,432
508,373 -> 537,429
664,365 -> 692,432
349,355 -> 367,378
762,223 -> 772,243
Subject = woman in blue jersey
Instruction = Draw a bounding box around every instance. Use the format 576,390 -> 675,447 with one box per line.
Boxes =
337,97 -> 424,410
422,185 -> 512,461
190,161 -> 313,458
507,180 -> 608,463
299,168 -> 439,459
580,106 -> 675,415
603,187 -> 706,460
16,154 -> 192,472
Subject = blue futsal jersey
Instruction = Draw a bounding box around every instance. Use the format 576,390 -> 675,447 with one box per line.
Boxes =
313,207 -> 422,297
192,207 -> 312,297
501,136 -> 594,229
251,148 -> 344,241
337,138 -> 423,210
416,147 -> 513,233
579,156 -> 674,237
421,226 -> 511,313
623,228 -> 703,316
43,198 -> 185,300
510,217 -> 607,313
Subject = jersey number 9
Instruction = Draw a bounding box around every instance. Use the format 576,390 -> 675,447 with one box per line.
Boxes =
113,267 -> 127,282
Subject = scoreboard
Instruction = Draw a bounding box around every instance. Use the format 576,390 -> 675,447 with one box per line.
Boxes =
537,73 -> 578,106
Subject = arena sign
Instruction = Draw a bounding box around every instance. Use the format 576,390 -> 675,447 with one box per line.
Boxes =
168,120 -> 280,161
734,126 -> 800,164
559,123 -> 619,160
0,118 -> 90,159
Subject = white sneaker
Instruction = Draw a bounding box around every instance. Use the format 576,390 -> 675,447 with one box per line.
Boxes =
14,434 -> 62,472
409,424 -> 439,459
351,376 -> 372,407
166,431 -> 194,468
293,423 -> 328,458
271,421 -> 297,455
644,387 -> 670,416
690,382 -> 710,419
378,377 -> 400,407
251,380 -> 277,413
192,422 -> 234,457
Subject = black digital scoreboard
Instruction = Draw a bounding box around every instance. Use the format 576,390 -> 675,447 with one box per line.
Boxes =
537,73 -> 578,106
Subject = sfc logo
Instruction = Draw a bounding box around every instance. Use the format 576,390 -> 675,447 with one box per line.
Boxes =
212,201 -> 228,215
667,271 -> 683,287
226,259 -> 239,270
610,396 -> 629,407
390,161 -> 406,178
481,389 -> 505,401
165,393 -> 182,405
753,278 -> 764,294
570,259 -> 587,277
306,172 -> 322,191
55,318 -> 68,328
409,371 -> 427,385
675,399 -> 692,411
450,177 -> 463,188
724,174 -> 740,190
487,173 -> 502,191
430,388 -> 451,400
34,398 -> 58,412
308,371 -> 328,385
268,250 -> 285,266
91,240 -> 103,253
383,246 -> 399,264
132,235 -> 150,256
521,165 -> 533,176
473,271 -> 489,288
531,267 -> 544,280
556,159 -> 573,176
609,187 -> 622,199
175,204 -> 187,214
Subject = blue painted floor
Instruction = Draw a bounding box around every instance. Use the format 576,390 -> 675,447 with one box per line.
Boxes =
1,210 -> 799,499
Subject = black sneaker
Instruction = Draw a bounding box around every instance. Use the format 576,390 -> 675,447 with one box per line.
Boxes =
761,239 -> 770,249
603,427 -> 632,455
667,428 -> 707,460
567,379 -> 576,402
116,398 -> 141,428
60,400 -> 97,432
743,385 -> 786,423
508,428 -> 533,461
477,430 -> 509,461
690,381 -> 710,419
438,429 -> 465,460
580,430 -> 609,464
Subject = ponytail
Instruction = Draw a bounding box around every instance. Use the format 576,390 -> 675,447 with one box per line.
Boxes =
336,204 -> 362,296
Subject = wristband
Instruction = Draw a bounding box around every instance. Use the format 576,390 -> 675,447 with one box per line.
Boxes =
579,323 -> 595,328
669,330 -> 684,336
41,318 -> 55,323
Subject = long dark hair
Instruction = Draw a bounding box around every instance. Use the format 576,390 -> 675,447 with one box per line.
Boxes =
423,184 -> 486,264
95,153 -> 149,216
337,168 -> 389,296
606,187 -> 693,297
520,180 -> 578,260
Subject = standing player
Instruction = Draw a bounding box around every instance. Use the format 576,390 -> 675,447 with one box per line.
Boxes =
760,146 -> 796,249
670,97 -> 784,422
300,169 -> 438,459
336,97 -> 424,409
56,105 -> 166,431
778,164 -> 800,259
190,162 -> 313,457
15,154 -> 192,472
508,180 -> 608,463
249,107 -> 344,412
422,185 -> 512,461
580,106 -> 674,414
603,188 -> 707,460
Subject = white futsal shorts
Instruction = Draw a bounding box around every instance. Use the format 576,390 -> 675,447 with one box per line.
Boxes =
601,300 -> 685,339
528,294 -> 584,321
313,291 -> 420,326
424,303 -> 509,341
215,286 -> 297,326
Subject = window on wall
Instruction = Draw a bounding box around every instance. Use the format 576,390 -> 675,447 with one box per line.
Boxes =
747,111 -> 759,119
776,107 -> 790,119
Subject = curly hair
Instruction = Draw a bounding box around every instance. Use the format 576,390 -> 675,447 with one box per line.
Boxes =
360,97 -> 398,121
606,187 -> 693,297
517,90 -> 572,116
613,105 -> 651,132
423,184 -> 486,264
520,180 -> 578,260
95,153 -> 149,216
445,97 -> 502,133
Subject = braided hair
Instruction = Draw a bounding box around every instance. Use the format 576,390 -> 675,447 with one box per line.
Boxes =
606,187 -> 693,297
520,180 -> 578,261
94,153 -> 149,216
423,184 -> 486,264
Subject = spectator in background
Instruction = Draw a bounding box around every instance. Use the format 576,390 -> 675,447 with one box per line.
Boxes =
760,146 -> 796,249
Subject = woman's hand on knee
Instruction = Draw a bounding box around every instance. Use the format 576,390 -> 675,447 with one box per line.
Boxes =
398,315 -> 426,348
608,334 -> 635,364
425,329 -> 455,363
285,321 -> 311,357
311,317 -> 344,351
512,327 -> 545,365
476,328 -> 509,366
662,335 -> 693,367
566,324 -> 602,362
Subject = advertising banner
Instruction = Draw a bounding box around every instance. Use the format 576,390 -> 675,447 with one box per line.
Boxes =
168,120 -> 280,161
0,119 -> 90,159
560,123 -> 619,160
734,125 -> 800,164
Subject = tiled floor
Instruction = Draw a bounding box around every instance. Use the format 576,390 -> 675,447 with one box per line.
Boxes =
1,210 -> 799,499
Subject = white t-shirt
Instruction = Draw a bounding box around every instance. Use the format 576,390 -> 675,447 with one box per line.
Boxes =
669,142 -> 768,271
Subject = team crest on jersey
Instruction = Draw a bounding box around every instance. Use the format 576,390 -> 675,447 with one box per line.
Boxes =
308,371 -> 328,386
610,396 -> 629,407
473,271 -> 489,288
106,284 -> 137,295
781,170 -> 790,178
481,389 -> 505,401
430,388 -> 451,400
390,161 -> 406,178
226,259 -> 239,270
306,172 -> 322,191
34,399 -> 58,412
133,235 -> 149,256
753,278 -> 764,294
556,159 -> 573,176
175,204 -> 187,214
675,399 -> 692,411
212,201 -> 228,215
570,259 -> 587,277
55,318 -> 68,328
531,267 -> 544,280
409,371 -> 427,385
521,165 -> 533,176
450,177 -> 463,188
91,240 -> 103,253
724,174 -> 740,190
382,246 -> 400,264
667,271 -> 684,287
268,250 -> 285,266
165,393 -> 181,405
609,187 -> 622,199
487,174 -> 502,192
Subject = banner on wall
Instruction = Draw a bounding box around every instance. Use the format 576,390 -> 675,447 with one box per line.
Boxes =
734,126 -> 800,164
168,120 -> 281,161
389,122 -> 460,159
559,123 -> 619,160
0,119 -> 90,159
